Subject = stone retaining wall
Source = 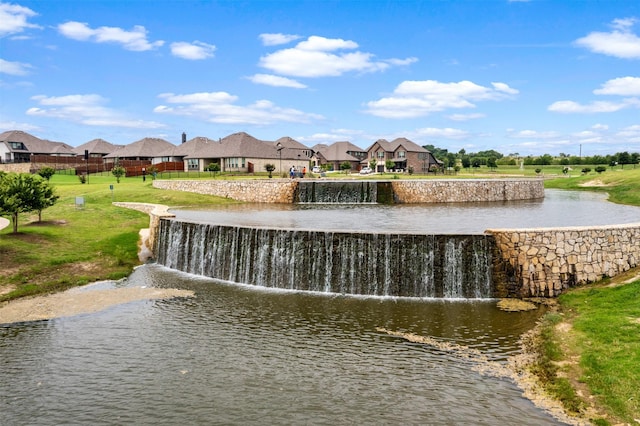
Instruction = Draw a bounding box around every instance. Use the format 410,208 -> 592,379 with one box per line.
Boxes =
391,179 -> 544,203
0,163 -> 31,173
112,202 -> 175,261
153,178 -> 544,203
488,223 -> 640,297
153,179 -> 297,203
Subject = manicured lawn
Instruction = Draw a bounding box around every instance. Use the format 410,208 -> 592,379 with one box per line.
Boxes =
0,173 -> 237,302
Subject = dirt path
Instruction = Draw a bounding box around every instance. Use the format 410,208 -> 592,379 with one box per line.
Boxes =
0,284 -> 194,324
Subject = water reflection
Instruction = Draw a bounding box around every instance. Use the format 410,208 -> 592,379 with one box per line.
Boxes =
0,266 -> 565,425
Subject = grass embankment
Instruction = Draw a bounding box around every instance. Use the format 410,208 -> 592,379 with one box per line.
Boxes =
0,174 -> 236,302
532,167 -> 640,425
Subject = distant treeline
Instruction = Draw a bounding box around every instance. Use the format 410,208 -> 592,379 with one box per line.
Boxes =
423,145 -> 639,169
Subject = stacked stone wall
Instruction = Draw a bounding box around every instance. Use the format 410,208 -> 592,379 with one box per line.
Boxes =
153,178 -> 544,204
488,224 -> 640,297
391,179 -> 544,203
0,163 -> 31,173
153,179 -> 297,203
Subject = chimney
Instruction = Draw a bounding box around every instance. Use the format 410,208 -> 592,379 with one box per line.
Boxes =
182,132 -> 186,144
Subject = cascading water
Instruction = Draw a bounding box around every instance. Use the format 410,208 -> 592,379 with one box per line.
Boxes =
156,219 -> 496,298
296,181 -> 393,203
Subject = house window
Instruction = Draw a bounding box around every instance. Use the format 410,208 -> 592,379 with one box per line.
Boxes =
9,142 -> 26,150
377,151 -> 385,159
187,159 -> 198,170
398,151 -> 405,158
225,157 -> 245,168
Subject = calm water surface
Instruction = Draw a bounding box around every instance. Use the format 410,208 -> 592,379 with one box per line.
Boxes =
1,265 -> 565,425
170,189 -> 640,233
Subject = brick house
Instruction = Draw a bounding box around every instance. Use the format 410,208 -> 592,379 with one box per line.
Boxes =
364,137 -> 441,173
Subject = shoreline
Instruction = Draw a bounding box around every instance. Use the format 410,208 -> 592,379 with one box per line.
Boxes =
0,281 -> 194,325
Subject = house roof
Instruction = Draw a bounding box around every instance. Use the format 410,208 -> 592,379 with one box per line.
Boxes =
0,130 -> 76,155
164,136 -> 219,158
314,141 -> 363,162
364,137 -> 428,153
73,138 -> 122,156
104,137 -> 175,158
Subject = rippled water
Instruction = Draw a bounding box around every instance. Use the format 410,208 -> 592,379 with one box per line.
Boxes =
1,265 -> 565,425
170,189 -> 640,234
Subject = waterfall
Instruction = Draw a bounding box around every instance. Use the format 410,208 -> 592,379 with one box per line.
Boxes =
156,219 -> 495,298
296,181 -> 393,203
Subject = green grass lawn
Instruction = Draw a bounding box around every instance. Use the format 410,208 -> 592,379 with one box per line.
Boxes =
0,173 -> 237,301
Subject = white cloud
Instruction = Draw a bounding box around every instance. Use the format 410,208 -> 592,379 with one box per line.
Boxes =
593,76 -> 640,96
57,21 -> 164,51
0,58 -> 32,75
248,73 -> 307,88
415,127 -> 470,139
447,113 -> 485,121
154,91 -> 323,125
259,35 -> 416,77
548,98 -> 640,113
170,41 -> 216,60
575,17 -> 640,59
259,33 -> 301,46
507,129 -> 560,139
0,2 -> 40,37
591,123 -> 609,131
27,94 -> 165,128
364,80 -> 518,119
0,120 -> 40,132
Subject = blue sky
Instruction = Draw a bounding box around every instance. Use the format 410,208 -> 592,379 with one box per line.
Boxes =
1,0 -> 639,156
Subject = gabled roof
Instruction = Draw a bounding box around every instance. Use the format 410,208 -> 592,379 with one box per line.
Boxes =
275,136 -> 308,150
315,141 -> 364,162
74,138 -> 122,156
0,130 -> 75,155
388,137 -> 429,153
364,137 -> 428,153
104,137 -> 175,158
165,136 -> 219,158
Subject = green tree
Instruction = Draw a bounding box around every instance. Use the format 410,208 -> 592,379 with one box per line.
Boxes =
206,163 -> 221,177
37,166 -> 56,181
111,165 -> 126,183
0,173 -> 57,233
487,157 -> 497,169
369,159 -> 377,171
340,161 -> 352,174
264,163 -> 276,178
385,159 -> 395,172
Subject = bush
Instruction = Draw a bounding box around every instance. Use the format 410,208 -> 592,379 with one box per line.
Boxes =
595,166 -> 606,174
581,167 -> 591,174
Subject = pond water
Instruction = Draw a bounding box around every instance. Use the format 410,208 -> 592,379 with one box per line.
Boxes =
1,265 -> 564,425
170,189 -> 640,234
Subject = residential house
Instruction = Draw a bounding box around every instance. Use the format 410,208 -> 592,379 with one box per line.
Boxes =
0,130 -> 75,164
364,137 -> 441,173
180,132 -> 313,175
103,137 -> 175,162
312,141 -> 367,171
73,138 -> 123,159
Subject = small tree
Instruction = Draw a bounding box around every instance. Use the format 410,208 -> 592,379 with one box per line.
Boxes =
264,163 -> 276,178
340,161 -> 352,174
595,166 -> 607,174
385,159 -> 395,172
112,165 -> 126,183
369,159 -> 377,171
207,163 -> 221,177
0,173 -> 57,233
37,166 -> 56,181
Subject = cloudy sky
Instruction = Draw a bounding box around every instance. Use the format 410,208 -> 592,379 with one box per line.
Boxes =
1,0 -> 639,156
